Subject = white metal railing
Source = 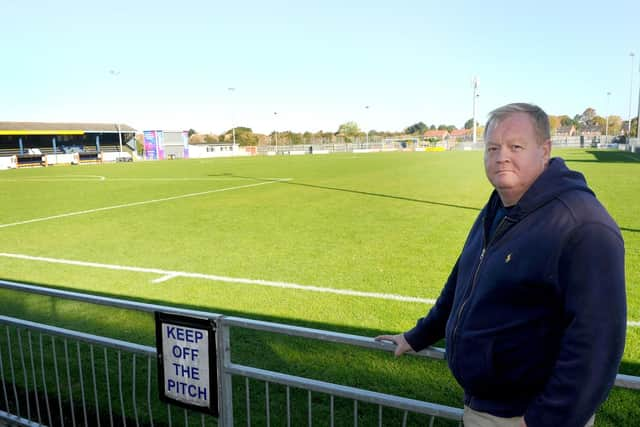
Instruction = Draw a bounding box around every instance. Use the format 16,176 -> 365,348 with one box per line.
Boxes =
218,317 -> 459,427
0,278 -> 638,427
0,316 -> 164,427
256,141 -> 399,155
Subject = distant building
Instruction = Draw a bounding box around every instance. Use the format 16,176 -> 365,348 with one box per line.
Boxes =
0,121 -> 136,155
0,121 -> 136,166
580,125 -> 602,138
423,130 -> 449,140
555,125 -> 576,137
449,129 -> 472,141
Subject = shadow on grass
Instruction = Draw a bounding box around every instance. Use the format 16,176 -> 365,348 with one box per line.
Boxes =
566,150 -> 640,163
223,173 -> 640,236
620,227 -> 640,234
210,173 -> 483,212
0,277 -> 410,347
1,278 -> 638,426
619,359 -> 640,377
0,277 -> 463,426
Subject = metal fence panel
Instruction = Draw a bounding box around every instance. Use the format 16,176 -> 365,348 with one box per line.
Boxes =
0,280 -> 638,427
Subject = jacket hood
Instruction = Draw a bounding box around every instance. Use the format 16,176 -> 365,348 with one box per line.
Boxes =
488,157 -> 594,220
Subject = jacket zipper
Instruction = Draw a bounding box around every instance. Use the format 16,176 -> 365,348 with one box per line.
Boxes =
449,216 -> 511,371
451,247 -> 486,340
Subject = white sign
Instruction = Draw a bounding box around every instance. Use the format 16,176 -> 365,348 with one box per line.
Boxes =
161,322 -> 211,407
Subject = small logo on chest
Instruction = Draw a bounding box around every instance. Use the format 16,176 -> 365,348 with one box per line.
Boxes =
505,253 -> 512,263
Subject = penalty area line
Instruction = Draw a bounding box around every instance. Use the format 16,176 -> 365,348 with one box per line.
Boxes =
0,179 -> 288,229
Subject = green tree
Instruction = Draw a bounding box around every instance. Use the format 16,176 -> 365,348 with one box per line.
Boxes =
548,116 -> 561,133
405,122 -> 427,134
572,115 -> 582,131
188,128 -> 197,137
607,116 -> 623,136
337,121 -> 360,136
437,124 -> 448,131
592,116 -> 606,131
237,127 -> 259,146
303,131 -> 313,144
222,127 -> 258,146
463,118 -> 477,129
289,131 -> 302,145
429,124 -> 436,130
204,134 -> 218,143
559,115 -> 573,127
581,108 -> 597,126
446,125 -> 457,132
316,131 -> 333,144
337,121 -> 360,142
135,134 -> 145,156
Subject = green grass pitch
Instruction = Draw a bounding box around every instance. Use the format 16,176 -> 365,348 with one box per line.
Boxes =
0,149 -> 638,425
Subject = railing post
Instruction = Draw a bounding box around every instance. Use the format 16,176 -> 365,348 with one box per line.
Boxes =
216,317 -> 234,426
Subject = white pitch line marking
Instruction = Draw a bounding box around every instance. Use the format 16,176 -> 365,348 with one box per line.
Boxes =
100,177 -> 291,182
0,252 -> 436,304
104,177 -> 246,181
0,175 -> 107,182
0,176 -> 266,183
0,179 -> 289,229
1,252 -> 637,325
152,273 -> 180,284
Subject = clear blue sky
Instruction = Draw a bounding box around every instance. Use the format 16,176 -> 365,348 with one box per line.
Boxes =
2,0 -> 639,134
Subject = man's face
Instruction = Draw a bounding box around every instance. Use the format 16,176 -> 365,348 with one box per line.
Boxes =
484,112 -> 551,205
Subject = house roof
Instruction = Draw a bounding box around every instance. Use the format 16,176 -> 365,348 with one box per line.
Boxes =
423,130 -> 449,138
449,129 -> 471,136
0,121 -> 136,135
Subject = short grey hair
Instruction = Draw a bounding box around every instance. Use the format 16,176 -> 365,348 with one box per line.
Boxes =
484,103 -> 551,143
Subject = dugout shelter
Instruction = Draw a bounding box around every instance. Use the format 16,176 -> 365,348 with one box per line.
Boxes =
0,121 -> 137,168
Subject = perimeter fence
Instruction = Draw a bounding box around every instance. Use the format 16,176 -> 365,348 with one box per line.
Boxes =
0,279 -> 638,427
255,137 -> 640,155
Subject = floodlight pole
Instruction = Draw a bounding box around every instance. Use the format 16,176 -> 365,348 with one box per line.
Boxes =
605,91 -> 611,144
117,123 -> 123,154
628,53 -> 635,140
273,112 -> 278,153
472,76 -> 479,145
636,62 -> 640,143
364,105 -> 370,145
109,69 -> 123,155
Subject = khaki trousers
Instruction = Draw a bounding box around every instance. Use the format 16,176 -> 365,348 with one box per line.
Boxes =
463,406 -> 595,427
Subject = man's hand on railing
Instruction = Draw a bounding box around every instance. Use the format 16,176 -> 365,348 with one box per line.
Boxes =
374,333 -> 414,357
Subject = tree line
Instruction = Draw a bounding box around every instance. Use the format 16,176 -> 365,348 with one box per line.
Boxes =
548,107 -> 631,136
185,108 -> 638,146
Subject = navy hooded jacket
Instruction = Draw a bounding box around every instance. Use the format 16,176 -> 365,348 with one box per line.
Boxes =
404,158 -> 626,427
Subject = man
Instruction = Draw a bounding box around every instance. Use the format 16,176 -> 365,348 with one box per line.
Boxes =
376,103 -> 626,427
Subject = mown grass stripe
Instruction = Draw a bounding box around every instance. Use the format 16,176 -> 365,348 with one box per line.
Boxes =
0,252 -> 436,304
0,179 -> 287,229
